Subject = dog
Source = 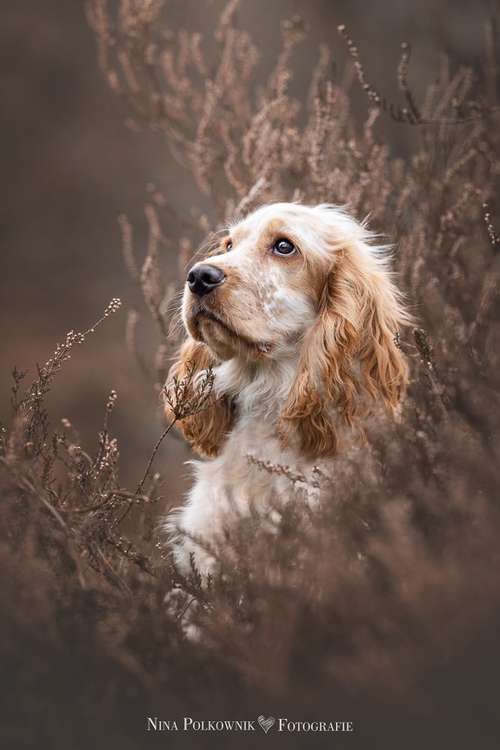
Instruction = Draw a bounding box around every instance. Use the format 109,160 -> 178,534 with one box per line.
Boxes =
164,203 -> 410,576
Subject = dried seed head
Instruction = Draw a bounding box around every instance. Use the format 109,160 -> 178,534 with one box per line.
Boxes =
106,389 -> 118,413
104,297 -> 122,317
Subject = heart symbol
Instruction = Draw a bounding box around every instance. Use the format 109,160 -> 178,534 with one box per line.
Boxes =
258,715 -> 275,734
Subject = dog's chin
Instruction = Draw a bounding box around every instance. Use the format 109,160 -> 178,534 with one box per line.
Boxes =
186,310 -> 272,362
197,316 -> 237,361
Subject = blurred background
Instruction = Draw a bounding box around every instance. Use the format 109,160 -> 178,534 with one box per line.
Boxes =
0,0 -> 491,492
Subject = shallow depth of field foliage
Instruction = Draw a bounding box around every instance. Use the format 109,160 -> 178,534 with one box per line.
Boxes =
2,1 -> 500,747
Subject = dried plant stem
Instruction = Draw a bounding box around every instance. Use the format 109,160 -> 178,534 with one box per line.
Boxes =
116,418 -> 177,526
136,418 -> 177,497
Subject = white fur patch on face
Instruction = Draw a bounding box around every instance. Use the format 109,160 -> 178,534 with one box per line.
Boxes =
255,269 -> 282,315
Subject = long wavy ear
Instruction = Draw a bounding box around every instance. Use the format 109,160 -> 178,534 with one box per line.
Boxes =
279,241 -> 410,458
164,338 -> 234,457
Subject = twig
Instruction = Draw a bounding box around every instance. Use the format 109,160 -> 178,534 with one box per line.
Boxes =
116,418 -> 177,526
136,419 -> 177,496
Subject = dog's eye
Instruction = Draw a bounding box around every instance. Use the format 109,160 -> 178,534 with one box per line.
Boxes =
225,239 -> 233,252
272,238 -> 296,256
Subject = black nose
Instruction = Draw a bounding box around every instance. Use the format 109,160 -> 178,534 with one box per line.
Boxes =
187,264 -> 225,297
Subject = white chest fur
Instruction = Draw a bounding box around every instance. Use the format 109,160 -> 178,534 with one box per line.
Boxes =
167,411 -> 318,575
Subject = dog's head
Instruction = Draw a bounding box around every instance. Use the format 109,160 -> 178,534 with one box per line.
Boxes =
167,203 -> 411,457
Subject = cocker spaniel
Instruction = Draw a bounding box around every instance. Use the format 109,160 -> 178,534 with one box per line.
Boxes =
164,203 -> 410,575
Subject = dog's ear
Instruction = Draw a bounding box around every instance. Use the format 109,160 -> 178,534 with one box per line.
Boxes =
279,243 -> 410,458
164,338 -> 234,457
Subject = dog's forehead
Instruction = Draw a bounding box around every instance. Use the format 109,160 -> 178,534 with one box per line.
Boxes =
233,204 -> 317,238
229,205 -> 341,261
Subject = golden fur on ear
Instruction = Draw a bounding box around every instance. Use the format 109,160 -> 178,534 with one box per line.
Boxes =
164,339 -> 234,457
279,244 -> 410,459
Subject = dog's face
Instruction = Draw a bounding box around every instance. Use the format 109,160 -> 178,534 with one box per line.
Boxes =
171,202 -> 411,458
183,204 -> 335,362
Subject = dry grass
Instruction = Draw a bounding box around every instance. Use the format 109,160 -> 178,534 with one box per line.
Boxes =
2,2 -> 500,747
